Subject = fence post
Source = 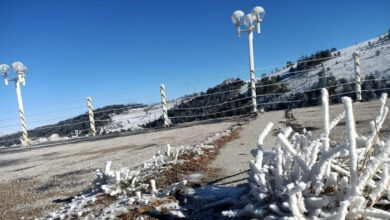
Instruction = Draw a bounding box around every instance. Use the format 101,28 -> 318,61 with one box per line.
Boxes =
321,64 -> 326,89
353,51 -> 362,102
160,84 -> 169,127
86,97 -> 96,136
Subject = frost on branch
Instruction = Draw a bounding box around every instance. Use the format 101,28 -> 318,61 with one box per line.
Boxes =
45,127 -> 237,219
224,90 -> 390,219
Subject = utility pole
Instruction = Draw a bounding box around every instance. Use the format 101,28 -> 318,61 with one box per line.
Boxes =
1,62 -> 29,145
231,6 -> 265,114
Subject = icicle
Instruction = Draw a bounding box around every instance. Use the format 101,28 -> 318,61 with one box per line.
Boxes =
258,122 -> 274,151
369,166 -> 389,206
324,172 -> 338,188
357,139 -> 390,195
321,89 -> 330,142
286,182 -> 306,219
115,171 -> 121,184
329,111 -> 346,131
255,150 -> 263,167
342,97 -> 358,187
278,133 -> 309,172
106,161 -> 112,175
166,144 -> 171,157
150,179 -> 157,197
135,191 -> 142,200
174,148 -> 179,164
353,208 -> 390,219
308,141 -> 321,168
131,177 -> 138,188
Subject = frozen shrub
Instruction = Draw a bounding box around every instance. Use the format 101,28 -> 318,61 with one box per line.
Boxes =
224,89 -> 390,219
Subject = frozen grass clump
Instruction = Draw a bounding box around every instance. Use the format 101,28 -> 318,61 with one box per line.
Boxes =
44,127 -> 237,219
223,89 -> 390,219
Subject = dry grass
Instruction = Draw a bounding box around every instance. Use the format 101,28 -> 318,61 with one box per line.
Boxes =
156,128 -> 241,189
103,127 -> 241,219
0,177 -> 77,219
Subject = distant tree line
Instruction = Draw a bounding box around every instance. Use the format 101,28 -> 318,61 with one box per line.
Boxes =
288,49 -> 333,74
0,103 -> 145,147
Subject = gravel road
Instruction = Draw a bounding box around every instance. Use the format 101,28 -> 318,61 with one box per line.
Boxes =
0,119 -> 237,219
207,98 -> 390,186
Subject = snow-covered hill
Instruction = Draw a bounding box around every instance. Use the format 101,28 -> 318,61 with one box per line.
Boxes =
100,99 -> 180,134
4,33 -> 388,147
100,34 -> 390,134
240,33 -> 390,95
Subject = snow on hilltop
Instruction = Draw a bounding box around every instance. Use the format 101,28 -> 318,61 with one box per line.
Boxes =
240,33 -> 390,94
101,33 -> 390,135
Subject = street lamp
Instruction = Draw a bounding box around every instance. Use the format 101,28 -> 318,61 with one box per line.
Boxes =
231,6 -> 265,113
1,62 -> 29,145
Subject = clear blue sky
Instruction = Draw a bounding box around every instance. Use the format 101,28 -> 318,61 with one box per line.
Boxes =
1,0 -> 389,134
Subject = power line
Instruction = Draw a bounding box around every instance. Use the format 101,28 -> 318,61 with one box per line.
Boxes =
169,105 -> 253,119
172,97 -> 251,110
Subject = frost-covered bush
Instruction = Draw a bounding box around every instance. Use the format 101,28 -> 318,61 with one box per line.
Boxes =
44,128 -> 237,219
224,89 -> 390,219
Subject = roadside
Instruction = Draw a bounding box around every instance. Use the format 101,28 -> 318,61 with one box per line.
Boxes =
206,98 -> 390,187
0,118 -> 238,219
206,110 -> 286,186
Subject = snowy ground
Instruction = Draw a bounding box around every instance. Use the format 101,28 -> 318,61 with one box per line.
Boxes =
0,119 -> 236,219
101,99 -> 180,134
239,33 -> 390,95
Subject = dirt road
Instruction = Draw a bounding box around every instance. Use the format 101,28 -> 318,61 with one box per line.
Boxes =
0,119 -> 237,219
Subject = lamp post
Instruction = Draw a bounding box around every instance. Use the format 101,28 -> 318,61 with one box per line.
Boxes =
0,62 -> 29,145
231,6 -> 265,114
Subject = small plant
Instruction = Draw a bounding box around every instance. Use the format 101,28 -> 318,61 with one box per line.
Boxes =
223,89 -> 390,219
376,50 -> 381,56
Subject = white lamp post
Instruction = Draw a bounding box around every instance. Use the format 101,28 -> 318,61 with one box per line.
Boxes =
231,6 -> 265,114
1,62 -> 29,145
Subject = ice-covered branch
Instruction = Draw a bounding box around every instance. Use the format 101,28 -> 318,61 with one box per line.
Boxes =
224,90 -> 390,219
257,122 -> 273,151
342,97 -> 358,188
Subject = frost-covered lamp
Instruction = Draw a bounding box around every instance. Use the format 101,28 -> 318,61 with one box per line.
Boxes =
231,10 -> 244,37
244,14 -> 254,28
1,61 -> 29,145
12,61 -> 27,86
251,6 -> 265,33
0,64 -> 10,85
230,6 -> 265,114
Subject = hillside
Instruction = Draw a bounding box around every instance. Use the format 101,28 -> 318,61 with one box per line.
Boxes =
0,104 -> 146,147
1,31 -> 389,147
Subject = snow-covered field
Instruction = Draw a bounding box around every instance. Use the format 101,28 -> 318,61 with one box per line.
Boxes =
100,99 -> 180,134
239,33 -> 390,95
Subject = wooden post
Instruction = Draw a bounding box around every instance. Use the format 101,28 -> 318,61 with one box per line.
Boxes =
353,51 -> 362,102
160,84 -> 169,127
86,97 -> 96,136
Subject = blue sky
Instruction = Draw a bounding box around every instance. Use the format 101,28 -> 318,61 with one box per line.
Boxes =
0,0 -> 389,134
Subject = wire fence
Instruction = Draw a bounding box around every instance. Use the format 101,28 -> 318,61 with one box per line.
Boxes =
1,40 -> 390,147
